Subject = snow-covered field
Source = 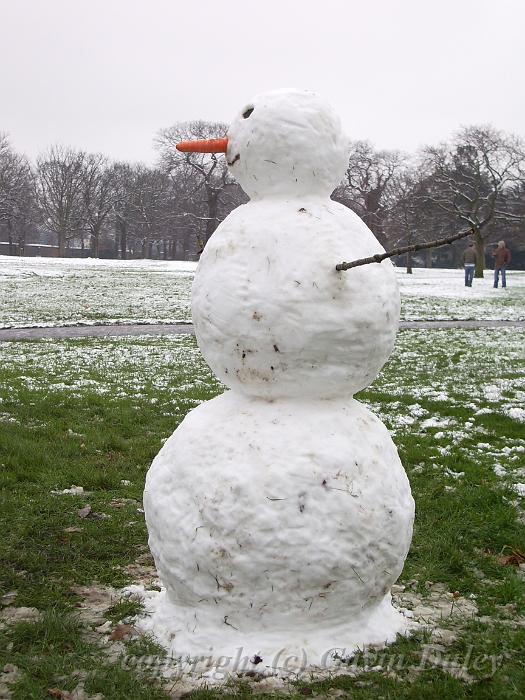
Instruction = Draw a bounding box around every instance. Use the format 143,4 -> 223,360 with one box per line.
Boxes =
398,267 -> 525,321
0,255 -> 524,328
0,256 -> 194,328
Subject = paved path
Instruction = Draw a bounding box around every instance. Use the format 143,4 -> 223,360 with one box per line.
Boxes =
0,319 -> 523,341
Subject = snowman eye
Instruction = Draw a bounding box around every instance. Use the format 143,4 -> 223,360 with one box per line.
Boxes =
242,106 -> 254,119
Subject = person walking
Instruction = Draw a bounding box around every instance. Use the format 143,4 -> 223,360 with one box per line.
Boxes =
492,240 -> 511,288
462,241 -> 476,287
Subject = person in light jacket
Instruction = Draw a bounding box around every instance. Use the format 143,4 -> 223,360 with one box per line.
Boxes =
492,240 -> 511,288
462,241 -> 476,287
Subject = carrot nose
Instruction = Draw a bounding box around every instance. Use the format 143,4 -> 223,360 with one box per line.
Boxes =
176,138 -> 228,153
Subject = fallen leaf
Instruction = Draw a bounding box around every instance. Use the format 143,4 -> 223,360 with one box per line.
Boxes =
64,527 -> 83,534
77,505 -> 92,519
108,498 -> 137,509
75,506 -> 109,521
89,512 -> 110,520
109,623 -> 135,641
498,551 -> 525,566
47,689 -> 66,698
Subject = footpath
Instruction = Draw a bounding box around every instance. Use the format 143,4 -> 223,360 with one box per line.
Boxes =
0,319 -> 524,341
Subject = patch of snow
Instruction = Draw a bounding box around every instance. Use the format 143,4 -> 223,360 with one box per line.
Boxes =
51,485 -> 85,495
506,407 -> 525,422
513,483 -> 525,497
421,417 -> 450,429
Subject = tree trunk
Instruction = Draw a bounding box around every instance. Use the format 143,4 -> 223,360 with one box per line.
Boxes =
114,228 -> 120,257
205,188 -> 218,246
90,229 -> 99,258
474,229 -> 484,278
58,227 -> 66,257
451,243 -> 461,268
116,215 -> 127,260
120,222 -> 127,260
406,251 -> 413,274
19,226 -> 25,256
7,218 -> 14,255
425,248 -> 433,268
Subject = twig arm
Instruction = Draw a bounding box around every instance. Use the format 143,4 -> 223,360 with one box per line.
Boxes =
335,228 -> 474,271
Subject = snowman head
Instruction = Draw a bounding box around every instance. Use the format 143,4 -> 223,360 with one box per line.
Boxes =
177,89 -> 348,200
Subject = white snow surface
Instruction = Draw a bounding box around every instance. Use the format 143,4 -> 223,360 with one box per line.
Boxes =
0,255 -> 195,328
142,89 -> 414,668
143,392 -> 414,666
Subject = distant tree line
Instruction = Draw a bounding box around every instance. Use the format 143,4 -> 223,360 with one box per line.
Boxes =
1,123 -> 524,274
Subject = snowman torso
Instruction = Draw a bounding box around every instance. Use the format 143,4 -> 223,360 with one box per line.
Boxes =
193,198 -> 399,398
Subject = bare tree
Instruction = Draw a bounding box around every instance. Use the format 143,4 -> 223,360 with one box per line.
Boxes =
333,140 -> 406,245
385,170 -> 423,273
385,167 -> 458,272
35,145 -> 86,256
156,120 -> 244,252
0,134 -> 34,254
424,126 -> 524,277
81,154 -> 118,257
126,166 -> 174,258
111,162 -> 135,259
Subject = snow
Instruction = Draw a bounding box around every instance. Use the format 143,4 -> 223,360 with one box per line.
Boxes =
421,417 -> 451,429
397,266 -> 525,300
0,255 -> 195,328
0,259 -> 523,329
397,267 -> 525,322
141,89 -> 414,671
506,407 -> 525,422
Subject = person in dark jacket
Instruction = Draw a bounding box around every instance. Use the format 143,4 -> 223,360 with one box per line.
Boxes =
492,240 -> 511,288
462,242 -> 476,287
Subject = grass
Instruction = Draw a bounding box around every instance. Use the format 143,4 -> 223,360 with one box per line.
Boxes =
0,330 -> 524,698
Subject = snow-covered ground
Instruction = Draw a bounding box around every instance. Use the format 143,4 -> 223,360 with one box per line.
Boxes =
0,256 -> 195,328
0,256 -> 523,328
397,267 -> 525,321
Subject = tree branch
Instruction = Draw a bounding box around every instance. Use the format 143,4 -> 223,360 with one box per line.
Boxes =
335,228 -> 474,271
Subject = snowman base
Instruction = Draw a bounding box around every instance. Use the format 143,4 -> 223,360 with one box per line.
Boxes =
142,392 -> 414,680
127,585 -> 414,678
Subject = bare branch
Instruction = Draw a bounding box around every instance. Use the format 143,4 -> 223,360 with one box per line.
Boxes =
335,228 -> 474,271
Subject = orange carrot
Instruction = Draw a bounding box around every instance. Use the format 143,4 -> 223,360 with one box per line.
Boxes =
176,138 -> 228,153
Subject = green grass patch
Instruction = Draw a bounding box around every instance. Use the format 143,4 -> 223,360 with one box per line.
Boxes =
1,330 -> 524,698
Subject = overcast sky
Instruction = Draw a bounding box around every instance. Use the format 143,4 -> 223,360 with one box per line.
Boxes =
2,0 -> 524,164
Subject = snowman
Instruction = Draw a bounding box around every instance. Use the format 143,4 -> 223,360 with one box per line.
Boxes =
142,89 -> 414,673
